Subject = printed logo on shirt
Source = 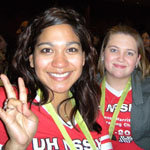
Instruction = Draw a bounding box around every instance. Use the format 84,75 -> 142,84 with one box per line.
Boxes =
106,104 -> 132,113
119,136 -> 133,143
31,136 -> 112,150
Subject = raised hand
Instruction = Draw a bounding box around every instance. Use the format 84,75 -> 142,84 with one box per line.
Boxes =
0,74 -> 38,150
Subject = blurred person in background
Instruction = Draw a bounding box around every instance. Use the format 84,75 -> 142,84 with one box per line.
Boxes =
141,29 -> 150,61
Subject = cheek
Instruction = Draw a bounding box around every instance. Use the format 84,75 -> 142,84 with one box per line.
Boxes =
104,54 -> 113,67
34,57 -> 50,71
128,59 -> 137,69
70,56 -> 84,68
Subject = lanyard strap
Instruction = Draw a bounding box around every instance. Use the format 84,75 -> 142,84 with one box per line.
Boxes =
71,96 -> 97,149
38,90 -> 97,149
100,77 -> 131,139
44,102 -> 77,150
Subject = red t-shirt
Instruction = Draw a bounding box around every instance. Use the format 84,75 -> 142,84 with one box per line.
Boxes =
104,86 -> 144,150
0,87 -> 112,150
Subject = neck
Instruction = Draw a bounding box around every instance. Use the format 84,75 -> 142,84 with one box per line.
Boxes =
50,91 -> 72,121
51,92 -> 69,106
105,74 -> 131,91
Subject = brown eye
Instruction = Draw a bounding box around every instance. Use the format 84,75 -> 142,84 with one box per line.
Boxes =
67,48 -> 78,53
41,48 -> 53,53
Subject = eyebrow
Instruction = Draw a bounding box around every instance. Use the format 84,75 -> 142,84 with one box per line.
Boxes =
127,49 -> 137,53
37,41 -> 81,47
108,45 -> 137,52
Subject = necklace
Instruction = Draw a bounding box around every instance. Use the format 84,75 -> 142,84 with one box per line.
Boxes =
100,77 -> 131,139
63,101 -> 71,120
64,113 -> 69,118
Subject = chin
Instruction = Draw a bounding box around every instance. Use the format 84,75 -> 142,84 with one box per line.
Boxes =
53,87 -> 70,94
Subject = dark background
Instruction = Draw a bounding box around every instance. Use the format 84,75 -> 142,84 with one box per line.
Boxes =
0,0 -> 150,48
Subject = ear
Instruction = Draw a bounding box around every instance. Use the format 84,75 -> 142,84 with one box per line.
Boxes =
82,52 -> 85,66
29,54 -> 34,68
136,54 -> 141,67
101,51 -> 105,61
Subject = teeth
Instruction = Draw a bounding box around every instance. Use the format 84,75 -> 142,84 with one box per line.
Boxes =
50,72 -> 69,77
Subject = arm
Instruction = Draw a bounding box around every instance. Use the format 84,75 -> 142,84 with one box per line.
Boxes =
0,74 -> 38,150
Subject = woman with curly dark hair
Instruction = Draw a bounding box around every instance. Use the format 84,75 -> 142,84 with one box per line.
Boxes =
0,7 -> 112,150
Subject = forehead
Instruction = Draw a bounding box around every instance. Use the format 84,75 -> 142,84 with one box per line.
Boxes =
108,33 -> 137,44
106,33 -> 138,52
38,24 -> 79,41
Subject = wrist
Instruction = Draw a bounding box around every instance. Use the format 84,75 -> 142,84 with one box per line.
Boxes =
3,140 -> 27,150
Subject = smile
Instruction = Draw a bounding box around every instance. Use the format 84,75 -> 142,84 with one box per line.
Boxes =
114,64 -> 126,69
50,72 -> 70,78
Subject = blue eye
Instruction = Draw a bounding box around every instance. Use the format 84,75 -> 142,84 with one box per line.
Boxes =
127,51 -> 134,56
110,48 -> 117,53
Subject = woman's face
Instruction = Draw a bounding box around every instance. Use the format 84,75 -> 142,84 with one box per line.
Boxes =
142,32 -> 150,49
29,24 -> 85,94
103,33 -> 140,80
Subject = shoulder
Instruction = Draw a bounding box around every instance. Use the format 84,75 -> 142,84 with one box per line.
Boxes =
140,76 -> 150,96
131,71 -> 150,149
132,70 -> 150,93
142,76 -> 150,87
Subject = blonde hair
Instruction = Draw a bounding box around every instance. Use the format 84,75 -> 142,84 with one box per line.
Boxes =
97,24 -> 150,78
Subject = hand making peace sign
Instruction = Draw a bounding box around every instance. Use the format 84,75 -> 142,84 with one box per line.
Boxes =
0,74 -> 38,150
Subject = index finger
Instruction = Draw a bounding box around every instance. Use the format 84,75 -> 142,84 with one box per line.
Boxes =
0,74 -> 17,99
18,77 -> 27,104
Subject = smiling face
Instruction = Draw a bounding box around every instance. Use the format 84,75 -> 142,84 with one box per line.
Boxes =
29,24 -> 85,95
103,33 -> 141,81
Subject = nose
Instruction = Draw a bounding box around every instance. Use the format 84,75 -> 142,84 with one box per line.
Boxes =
117,52 -> 125,62
52,52 -> 68,68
